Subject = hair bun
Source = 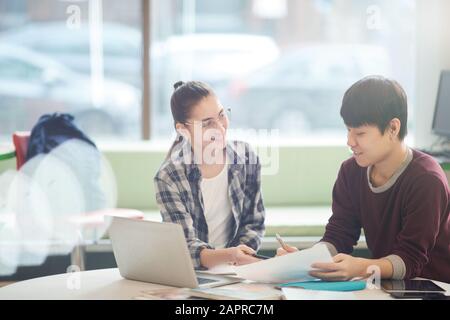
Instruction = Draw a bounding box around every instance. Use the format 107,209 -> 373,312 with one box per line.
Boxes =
173,81 -> 185,90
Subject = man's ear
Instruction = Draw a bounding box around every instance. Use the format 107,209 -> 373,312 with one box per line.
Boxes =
389,118 -> 401,139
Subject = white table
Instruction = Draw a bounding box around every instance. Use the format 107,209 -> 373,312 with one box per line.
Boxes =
0,268 -> 448,300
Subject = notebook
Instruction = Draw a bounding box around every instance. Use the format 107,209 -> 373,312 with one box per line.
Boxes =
278,280 -> 367,291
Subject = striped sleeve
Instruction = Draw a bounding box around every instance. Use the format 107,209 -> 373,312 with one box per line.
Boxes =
154,177 -> 213,269
236,153 -> 265,250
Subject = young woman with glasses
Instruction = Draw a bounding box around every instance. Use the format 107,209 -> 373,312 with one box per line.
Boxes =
154,81 -> 266,270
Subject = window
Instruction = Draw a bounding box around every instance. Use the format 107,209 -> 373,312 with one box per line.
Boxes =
0,58 -> 43,81
0,0 -> 416,142
151,0 -> 416,142
0,0 -> 142,140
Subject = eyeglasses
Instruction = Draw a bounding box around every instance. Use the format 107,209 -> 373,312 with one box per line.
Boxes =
184,108 -> 231,129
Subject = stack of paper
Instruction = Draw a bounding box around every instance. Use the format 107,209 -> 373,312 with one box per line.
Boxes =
234,243 -> 333,283
189,283 -> 282,300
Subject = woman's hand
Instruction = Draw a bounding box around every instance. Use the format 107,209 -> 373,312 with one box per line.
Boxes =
309,253 -> 369,281
200,245 -> 261,269
276,244 -> 299,256
228,245 -> 261,266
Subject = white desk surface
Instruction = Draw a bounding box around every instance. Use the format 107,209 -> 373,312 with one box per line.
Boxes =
0,268 -> 449,300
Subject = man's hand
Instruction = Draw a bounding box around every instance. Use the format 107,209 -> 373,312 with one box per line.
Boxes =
276,244 -> 299,256
309,253 -> 369,281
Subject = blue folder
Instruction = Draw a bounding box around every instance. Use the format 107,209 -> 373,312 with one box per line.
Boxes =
278,280 -> 367,292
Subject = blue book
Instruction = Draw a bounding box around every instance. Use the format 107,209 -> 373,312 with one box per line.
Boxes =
278,280 -> 366,292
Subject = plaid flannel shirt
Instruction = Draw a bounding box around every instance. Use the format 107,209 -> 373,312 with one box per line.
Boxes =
154,139 -> 265,269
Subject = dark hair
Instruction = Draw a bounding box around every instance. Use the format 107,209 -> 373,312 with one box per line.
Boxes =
166,81 -> 214,159
340,75 -> 408,140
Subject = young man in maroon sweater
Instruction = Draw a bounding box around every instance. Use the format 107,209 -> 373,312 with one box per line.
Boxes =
278,76 -> 450,283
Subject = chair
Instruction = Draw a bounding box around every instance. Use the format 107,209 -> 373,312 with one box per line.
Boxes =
12,131 -> 30,170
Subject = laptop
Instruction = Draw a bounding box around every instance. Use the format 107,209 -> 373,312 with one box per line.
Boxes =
108,216 -> 241,288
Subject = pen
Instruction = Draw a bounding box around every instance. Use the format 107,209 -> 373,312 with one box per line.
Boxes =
275,233 -> 290,251
252,253 -> 271,260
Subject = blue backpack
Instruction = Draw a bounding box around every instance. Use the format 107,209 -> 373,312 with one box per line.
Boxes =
25,113 -> 105,212
26,113 -> 96,161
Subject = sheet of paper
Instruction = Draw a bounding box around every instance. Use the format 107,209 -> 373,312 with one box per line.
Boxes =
281,288 -> 357,300
196,264 -> 237,275
234,243 -> 333,283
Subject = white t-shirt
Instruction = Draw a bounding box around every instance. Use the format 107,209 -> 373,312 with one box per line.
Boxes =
200,162 -> 233,249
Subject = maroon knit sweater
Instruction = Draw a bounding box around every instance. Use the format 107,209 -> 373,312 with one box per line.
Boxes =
321,149 -> 450,283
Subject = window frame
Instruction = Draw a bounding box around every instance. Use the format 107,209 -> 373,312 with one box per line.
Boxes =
141,0 -> 151,140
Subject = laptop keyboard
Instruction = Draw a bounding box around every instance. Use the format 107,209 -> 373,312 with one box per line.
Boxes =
197,277 -> 219,285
